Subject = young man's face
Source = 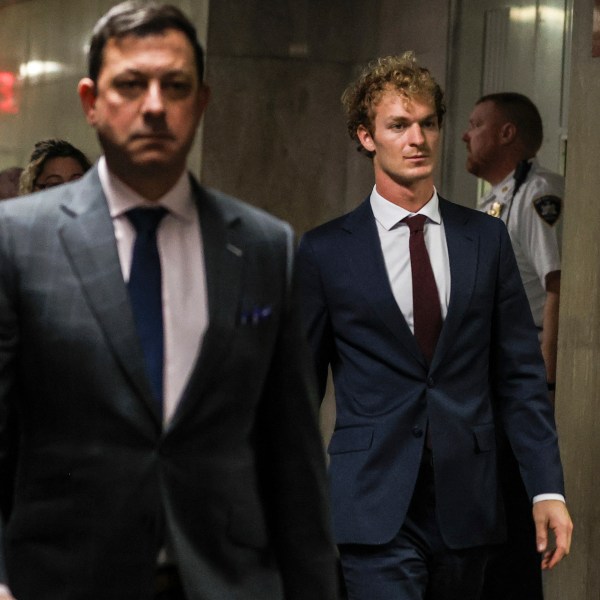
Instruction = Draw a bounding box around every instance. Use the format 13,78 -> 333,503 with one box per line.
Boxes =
462,100 -> 506,181
357,88 -> 441,189
79,28 -> 209,184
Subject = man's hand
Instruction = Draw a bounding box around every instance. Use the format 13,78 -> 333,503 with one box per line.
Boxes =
533,499 -> 573,570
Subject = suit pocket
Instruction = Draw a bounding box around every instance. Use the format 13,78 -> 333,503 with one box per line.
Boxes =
472,424 -> 496,453
328,426 -> 374,455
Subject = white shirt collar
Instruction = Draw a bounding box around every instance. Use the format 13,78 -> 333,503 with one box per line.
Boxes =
490,171 -> 515,199
98,156 -> 195,222
490,157 -> 539,199
369,185 -> 441,231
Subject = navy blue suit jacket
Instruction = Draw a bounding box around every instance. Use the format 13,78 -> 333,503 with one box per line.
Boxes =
296,196 -> 564,550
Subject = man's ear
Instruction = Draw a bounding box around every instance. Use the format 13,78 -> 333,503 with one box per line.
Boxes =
499,122 -> 517,145
357,125 -> 376,154
78,77 -> 97,125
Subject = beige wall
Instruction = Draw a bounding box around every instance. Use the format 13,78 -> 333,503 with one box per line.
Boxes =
546,0 -> 600,596
201,0 -> 450,236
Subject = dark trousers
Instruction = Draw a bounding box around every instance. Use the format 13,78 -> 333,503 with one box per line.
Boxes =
480,444 -> 544,600
338,450 -> 491,600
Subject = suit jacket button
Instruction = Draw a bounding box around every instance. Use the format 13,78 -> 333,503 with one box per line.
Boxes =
412,426 -> 423,438
427,377 -> 434,388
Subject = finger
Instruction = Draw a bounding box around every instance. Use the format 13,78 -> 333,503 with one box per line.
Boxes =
551,522 -> 573,562
541,548 -> 553,570
541,523 -> 571,570
535,518 -> 548,554
541,545 -> 566,570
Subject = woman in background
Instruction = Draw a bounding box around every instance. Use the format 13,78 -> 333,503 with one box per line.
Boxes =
19,138 -> 91,195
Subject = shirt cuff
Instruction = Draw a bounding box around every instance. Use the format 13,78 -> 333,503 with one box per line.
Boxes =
532,493 -> 565,504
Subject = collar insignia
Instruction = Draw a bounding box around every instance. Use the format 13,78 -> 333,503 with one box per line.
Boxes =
487,201 -> 504,218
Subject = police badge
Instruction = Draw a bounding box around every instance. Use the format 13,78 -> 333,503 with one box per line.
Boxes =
532,195 -> 561,226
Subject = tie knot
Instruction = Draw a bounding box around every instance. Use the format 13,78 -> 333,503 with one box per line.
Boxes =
403,214 -> 427,234
126,207 -> 168,234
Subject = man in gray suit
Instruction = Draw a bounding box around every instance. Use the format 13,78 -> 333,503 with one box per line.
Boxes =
0,2 -> 337,599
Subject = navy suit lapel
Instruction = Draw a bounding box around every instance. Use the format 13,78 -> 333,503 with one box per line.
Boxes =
58,168 -> 161,424
343,199 -> 424,365
431,198 -> 479,370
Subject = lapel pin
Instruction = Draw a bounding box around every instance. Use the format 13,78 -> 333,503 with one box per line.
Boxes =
226,243 -> 243,257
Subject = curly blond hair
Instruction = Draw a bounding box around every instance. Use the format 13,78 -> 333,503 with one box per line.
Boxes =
341,52 -> 446,157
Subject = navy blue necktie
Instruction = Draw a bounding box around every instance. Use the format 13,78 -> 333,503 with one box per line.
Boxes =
126,207 -> 168,412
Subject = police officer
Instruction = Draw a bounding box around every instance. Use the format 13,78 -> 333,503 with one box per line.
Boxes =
464,92 -> 562,395
463,92 -> 564,600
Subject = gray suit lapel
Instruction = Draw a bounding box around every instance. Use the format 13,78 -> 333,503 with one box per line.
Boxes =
167,184 -> 244,429
196,186 -> 245,375
58,168 -> 161,423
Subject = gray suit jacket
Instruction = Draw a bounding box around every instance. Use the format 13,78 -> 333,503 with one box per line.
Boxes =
0,166 -> 337,599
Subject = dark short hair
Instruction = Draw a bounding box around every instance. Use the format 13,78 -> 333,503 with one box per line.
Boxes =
476,92 -> 543,156
342,52 -> 446,157
19,139 -> 92,195
88,1 -> 205,85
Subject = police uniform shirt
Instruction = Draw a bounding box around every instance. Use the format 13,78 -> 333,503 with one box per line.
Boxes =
477,158 -> 564,330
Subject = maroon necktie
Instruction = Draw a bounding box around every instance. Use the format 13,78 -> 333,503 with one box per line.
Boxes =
404,214 -> 442,364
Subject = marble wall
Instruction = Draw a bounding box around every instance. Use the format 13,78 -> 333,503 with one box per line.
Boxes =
545,0 -> 600,596
201,0 -> 450,236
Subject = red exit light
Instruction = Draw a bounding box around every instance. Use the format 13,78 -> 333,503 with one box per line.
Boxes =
0,71 -> 18,114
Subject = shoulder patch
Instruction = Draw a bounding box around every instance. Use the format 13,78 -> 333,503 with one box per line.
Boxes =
533,195 -> 561,226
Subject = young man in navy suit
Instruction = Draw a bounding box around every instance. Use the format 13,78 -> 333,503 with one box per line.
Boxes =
296,52 -> 572,599
0,2 -> 337,599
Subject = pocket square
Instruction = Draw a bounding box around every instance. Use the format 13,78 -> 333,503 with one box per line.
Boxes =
239,305 -> 273,326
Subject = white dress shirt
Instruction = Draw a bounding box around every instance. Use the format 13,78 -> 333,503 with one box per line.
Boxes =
370,185 -> 450,331
98,157 -> 208,425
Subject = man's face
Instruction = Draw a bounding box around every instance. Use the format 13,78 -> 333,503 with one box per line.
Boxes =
462,100 -> 506,180
357,89 -> 440,189
79,29 -> 209,183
